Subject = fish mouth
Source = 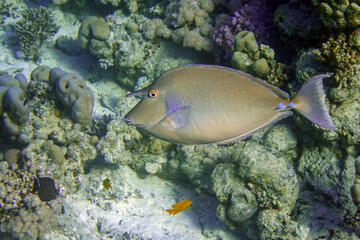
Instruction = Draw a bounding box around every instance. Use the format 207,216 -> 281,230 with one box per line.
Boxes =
124,116 -> 135,125
124,116 -> 147,128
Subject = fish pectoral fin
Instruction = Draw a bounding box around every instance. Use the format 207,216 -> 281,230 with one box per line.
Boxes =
162,106 -> 191,129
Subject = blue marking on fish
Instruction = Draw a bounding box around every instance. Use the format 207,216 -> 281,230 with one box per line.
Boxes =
277,103 -> 285,109
288,102 -> 296,108
165,95 -> 184,114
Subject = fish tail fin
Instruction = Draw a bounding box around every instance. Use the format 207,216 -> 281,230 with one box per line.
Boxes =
290,74 -> 337,130
166,209 -> 175,215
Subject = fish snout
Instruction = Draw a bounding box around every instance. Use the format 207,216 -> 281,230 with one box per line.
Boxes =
124,114 -> 146,128
124,115 -> 134,125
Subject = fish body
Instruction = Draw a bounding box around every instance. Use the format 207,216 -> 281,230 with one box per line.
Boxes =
125,65 -> 336,145
166,199 -> 192,215
32,177 -> 58,202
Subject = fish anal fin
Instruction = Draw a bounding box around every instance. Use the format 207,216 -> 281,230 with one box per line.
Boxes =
166,209 -> 180,215
214,111 -> 293,145
166,209 -> 174,215
163,106 -> 191,129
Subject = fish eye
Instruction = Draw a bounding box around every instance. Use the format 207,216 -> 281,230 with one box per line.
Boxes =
148,89 -> 159,98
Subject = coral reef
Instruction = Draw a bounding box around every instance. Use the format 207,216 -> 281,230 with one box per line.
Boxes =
15,6 -> 59,59
141,0 -> 215,52
102,12 -> 201,88
0,1 -> 16,24
98,0 -> 139,13
274,0 -> 323,41
309,31 -> 360,146
97,119 -> 171,175
212,163 -> 258,228
295,48 -> 327,83
0,73 -> 30,140
55,36 -> 82,56
78,16 -> 112,59
231,31 -> 287,87
49,68 -> 95,125
312,0 -> 360,29
28,66 -> 95,125
0,161 -> 63,239
314,32 -> 360,89
213,0 -> 274,55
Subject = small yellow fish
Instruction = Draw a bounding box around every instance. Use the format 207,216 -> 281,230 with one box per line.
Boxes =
166,199 -> 192,215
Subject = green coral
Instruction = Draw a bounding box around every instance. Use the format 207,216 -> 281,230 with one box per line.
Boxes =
231,31 -> 287,87
141,0 -> 215,52
314,32 -> 360,88
15,6 -> 59,60
0,1 -> 14,24
312,0 -> 360,29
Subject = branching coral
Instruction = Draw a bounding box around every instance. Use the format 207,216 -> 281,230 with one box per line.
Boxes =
15,6 -> 59,60
314,33 -> 360,88
0,1 -> 16,24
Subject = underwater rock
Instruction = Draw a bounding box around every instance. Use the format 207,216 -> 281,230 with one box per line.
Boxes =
178,144 -> 231,192
351,157 -> 360,208
101,95 -> 120,112
3,148 -> 21,170
235,141 -> 299,211
97,120 -> 142,165
331,87 -> 360,145
256,209 -> 302,240
295,48 -> 327,83
298,145 -> 342,195
55,36 -> 82,56
274,0 -> 323,41
297,145 -> 357,216
262,124 -> 297,154
212,163 -> 258,225
22,139 -> 66,179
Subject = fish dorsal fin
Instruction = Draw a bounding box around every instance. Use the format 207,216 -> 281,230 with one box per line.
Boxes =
163,65 -> 290,100
214,111 -> 293,145
233,70 -> 289,100
162,106 -> 191,129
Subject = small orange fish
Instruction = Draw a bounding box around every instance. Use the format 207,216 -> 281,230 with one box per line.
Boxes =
166,199 -> 192,215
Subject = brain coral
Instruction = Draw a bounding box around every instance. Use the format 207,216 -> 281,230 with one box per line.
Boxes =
48,68 -> 94,124
0,73 -> 30,139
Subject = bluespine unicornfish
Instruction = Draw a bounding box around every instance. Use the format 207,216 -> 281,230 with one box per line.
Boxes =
125,65 -> 336,145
